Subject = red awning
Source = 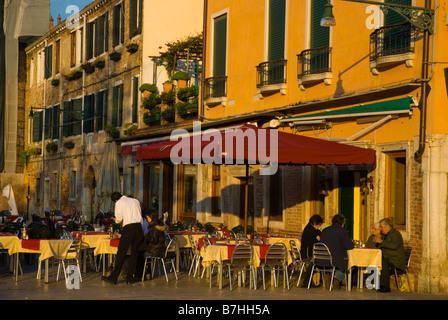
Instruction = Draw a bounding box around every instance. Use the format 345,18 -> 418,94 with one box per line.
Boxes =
136,124 -> 376,165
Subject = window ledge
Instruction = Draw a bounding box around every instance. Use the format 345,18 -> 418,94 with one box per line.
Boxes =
257,83 -> 287,96
205,96 -> 227,107
370,52 -> 414,75
297,72 -> 332,91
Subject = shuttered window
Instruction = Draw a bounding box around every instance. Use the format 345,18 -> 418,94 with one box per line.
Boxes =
385,0 -> 411,26
32,111 -> 43,142
44,108 -> 52,139
112,84 -> 123,127
113,3 -> 125,47
213,14 -> 227,77
86,21 -> 94,60
96,90 -> 108,131
83,94 -> 95,134
383,0 -> 412,55
129,0 -> 143,38
44,45 -> 53,79
52,105 -> 60,140
268,0 -> 286,61
62,99 -> 82,137
132,77 -> 139,123
310,0 -> 330,49
72,98 -> 82,136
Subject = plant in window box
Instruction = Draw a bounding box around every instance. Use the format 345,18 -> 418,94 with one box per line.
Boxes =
126,43 -> 139,54
123,123 -> 138,136
177,86 -> 196,102
105,124 -> 120,138
162,106 -> 175,123
45,142 -> 59,153
64,69 -> 83,81
51,79 -> 60,87
93,59 -> 105,69
163,80 -> 173,92
81,62 -> 95,74
171,71 -> 190,88
63,141 -> 75,149
160,90 -> 176,106
178,99 -> 198,119
139,83 -> 158,97
142,93 -> 161,109
150,106 -> 161,121
109,51 -> 121,62
143,112 -> 159,126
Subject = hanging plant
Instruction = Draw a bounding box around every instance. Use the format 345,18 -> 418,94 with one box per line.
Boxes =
94,59 -> 105,69
64,69 -> 83,81
162,106 -> 175,122
63,141 -> 75,149
142,93 -> 161,109
105,124 -> 120,138
51,79 -> 60,87
126,43 -> 139,54
109,51 -> 121,61
45,142 -> 58,153
81,62 -> 95,74
160,90 -> 176,106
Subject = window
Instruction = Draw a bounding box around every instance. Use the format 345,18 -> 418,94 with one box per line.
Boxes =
112,3 -> 125,47
32,111 -> 43,142
44,45 -> 53,79
385,152 -> 406,228
144,163 -> 160,211
310,166 -> 326,217
129,0 -> 143,38
70,32 -> 77,67
95,13 -> 109,56
268,0 -> 286,62
35,177 -> 41,204
95,90 -> 108,131
83,94 -> 95,134
178,164 -> 197,220
211,165 -> 221,216
112,84 -> 123,127
131,77 -> 139,123
52,172 -> 58,201
54,40 -> 60,74
309,0 -> 330,73
62,98 -> 82,137
268,166 -> 283,222
69,170 -> 77,199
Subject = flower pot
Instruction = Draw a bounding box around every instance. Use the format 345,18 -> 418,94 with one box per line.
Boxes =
163,82 -> 173,92
177,79 -> 187,88
143,90 -> 151,98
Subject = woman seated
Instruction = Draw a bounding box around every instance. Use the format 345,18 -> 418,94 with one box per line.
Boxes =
144,209 -> 166,257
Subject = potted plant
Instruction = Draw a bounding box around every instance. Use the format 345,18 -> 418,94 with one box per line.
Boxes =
142,93 -> 161,109
160,90 -> 176,106
177,86 -> 196,101
81,62 -> 95,74
171,71 -> 190,88
51,79 -> 60,87
105,124 -> 120,138
65,69 -> 83,81
94,59 -> 105,69
126,43 -> 139,54
109,51 -> 121,61
163,80 -> 173,92
139,83 -> 158,97
162,106 -> 175,123
123,123 -> 138,136
143,112 -> 159,126
45,142 -> 59,153
176,99 -> 198,119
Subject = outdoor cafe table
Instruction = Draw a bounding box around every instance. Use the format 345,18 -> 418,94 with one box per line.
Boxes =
166,231 -> 207,271
201,242 -> 295,289
72,231 -> 110,272
0,233 -> 20,275
8,239 -> 72,283
93,238 -> 120,275
347,247 -> 382,291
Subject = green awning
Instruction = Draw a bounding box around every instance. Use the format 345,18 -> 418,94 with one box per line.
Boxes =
282,96 -> 416,122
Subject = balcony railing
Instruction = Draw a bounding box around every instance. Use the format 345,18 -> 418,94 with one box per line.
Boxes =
256,59 -> 287,88
370,23 -> 414,62
204,76 -> 227,99
297,46 -> 332,79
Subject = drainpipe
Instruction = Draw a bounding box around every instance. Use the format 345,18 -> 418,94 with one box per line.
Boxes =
414,0 -> 432,163
200,0 -> 208,121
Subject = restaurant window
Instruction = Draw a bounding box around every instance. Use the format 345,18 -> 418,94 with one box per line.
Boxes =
385,152 -> 406,228
143,163 -> 160,211
178,164 -> 197,221
268,166 -> 283,222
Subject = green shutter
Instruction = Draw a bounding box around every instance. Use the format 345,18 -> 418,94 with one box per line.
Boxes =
72,98 -> 82,135
95,91 -> 103,131
385,0 -> 411,26
112,86 -> 119,127
32,111 -> 43,142
310,0 -> 330,49
132,77 -> 139,123
129,0 -> 137,38
112,5 -> 120,47
138,0 -> 143,34
84,94 -> 94,133
268,0 -> 286,61
120,4 -> 125,44
52,105 -> 60,139
104,12 -> 109,51
62,101 -> 71,137
118,84 -> 123,126
44,45 -> 53,79
44,108 -> 51,139
86,21 -> 94,60
213,14 -> 227,77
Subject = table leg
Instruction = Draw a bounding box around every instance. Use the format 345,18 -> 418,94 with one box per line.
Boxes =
15,253 -> 19,282
44,259 -> 49,284
348,268 -> 352,292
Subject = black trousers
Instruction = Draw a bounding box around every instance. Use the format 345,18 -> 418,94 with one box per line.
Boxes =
109,223 -> 143,282
380,257 -> 394,288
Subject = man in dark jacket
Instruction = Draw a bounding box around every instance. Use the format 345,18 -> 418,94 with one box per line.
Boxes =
144,209 -> 167,257
320,214 -> 354,288
374,218 -> 406,292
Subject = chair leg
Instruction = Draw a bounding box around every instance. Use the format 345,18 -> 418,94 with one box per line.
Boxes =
141,257 -> 148,282
406,272 -> 412,293
307,265 -> 315,289
161,259 -> 169,282
297,263 -> 305,287
329,268 -> 335,291
171,260 -> 178,280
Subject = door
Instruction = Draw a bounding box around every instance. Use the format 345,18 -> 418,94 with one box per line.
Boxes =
339,171 -> 354,238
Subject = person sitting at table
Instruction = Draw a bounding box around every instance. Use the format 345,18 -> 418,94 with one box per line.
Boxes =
144,209 -> 166,258
374,218 -> 406,293
365,222 -> 382,248
299,214 -> 324,287
320,214 -> 354,289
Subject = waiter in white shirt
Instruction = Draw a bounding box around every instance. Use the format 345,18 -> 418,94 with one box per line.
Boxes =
102,192 -> 143,284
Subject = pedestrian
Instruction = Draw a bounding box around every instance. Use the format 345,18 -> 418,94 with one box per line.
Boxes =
102,192 -> 143,284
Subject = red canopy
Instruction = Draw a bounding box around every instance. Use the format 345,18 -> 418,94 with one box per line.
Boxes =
136,124 -> 375,165
137,124 -> 375,165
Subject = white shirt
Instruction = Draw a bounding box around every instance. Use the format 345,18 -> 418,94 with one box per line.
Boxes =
114,196 -> 143,227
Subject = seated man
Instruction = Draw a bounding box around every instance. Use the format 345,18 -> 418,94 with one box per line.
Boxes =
320,214 -> 354,289
374,218 -> 406,292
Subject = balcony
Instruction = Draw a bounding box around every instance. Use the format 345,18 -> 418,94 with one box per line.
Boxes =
297,46 -> 332,90
256,59 -> 287,95
204,76 -> 227,107
369,23 -> 414,75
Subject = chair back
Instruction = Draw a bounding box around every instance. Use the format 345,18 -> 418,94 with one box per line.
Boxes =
202,236 -> 211,248
164,237 -> 177,259
289,240 -> 302,262
60,229 -> 73,240
230,243 -> 253,264
404,246 -> 412,269
164,232 -> 172,246
65,239 -> 81,260
265,242 -> 287,264
312,243 -> 333,268
188,235 -> 200,254
213,239 -> 229,245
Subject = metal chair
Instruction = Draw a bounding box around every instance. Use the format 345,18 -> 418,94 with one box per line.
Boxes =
142,237 -> 178,282
260,242 -> 290,290
393,246 -> 413,292
188,235 -> 202,277
53,239 -> 82,283
224,243 -> 257,290
289,240 -> 307,286
307,243 -> 345,291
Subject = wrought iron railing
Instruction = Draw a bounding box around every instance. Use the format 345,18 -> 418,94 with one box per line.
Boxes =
256,59 -> 287,88
370,22 -> 414,62
297,46 -> 332,78
204,76 -> 227,99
